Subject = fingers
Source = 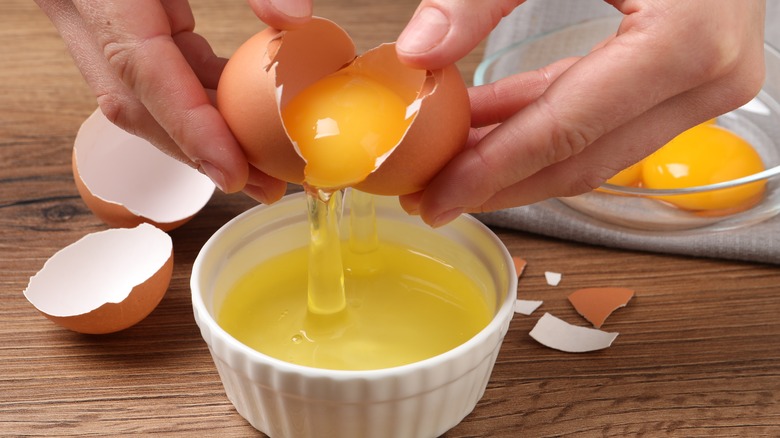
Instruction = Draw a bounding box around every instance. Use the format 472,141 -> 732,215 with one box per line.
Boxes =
69,0 -> 249,193
478,73 -> 764,211
36,1 -> 183,160
469,56 -> 578,127
399,58 -> 572,219
245,0 -> 312,30
396,0 -> 524,69
244,166 -> 289,204
411,0 -> 766,226
400,56 -> 576,217
173,32 -> 228,90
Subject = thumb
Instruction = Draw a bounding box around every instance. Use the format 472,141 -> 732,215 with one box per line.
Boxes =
396,0 -> 524,69
246,0 -> 312,30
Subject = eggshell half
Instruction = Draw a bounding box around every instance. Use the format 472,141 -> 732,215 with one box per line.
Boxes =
72,109 -> 215,231
24,223 -> 173,334
351,44 -> 470,195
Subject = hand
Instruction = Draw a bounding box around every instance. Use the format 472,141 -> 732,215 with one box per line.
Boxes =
396,0 -> 767,227
35,0 -> 289,204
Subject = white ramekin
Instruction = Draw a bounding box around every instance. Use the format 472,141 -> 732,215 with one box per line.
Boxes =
191,192 -> 516,438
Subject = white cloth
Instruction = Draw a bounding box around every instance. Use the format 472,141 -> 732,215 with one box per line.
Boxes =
476,0 -> 780,264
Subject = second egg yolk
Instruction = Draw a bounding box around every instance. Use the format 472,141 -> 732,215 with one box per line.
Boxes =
282,71 -> 413,190
605,161 -> 643,187
605,120 -> 720,188
641,124 -> 766,211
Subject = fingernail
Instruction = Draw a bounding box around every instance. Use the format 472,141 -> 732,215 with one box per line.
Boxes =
397,7 -> 450,55
430,207 -> 463,228
197,161 -> 227,193
243,183 -> 271,204
270,0 -> 312,19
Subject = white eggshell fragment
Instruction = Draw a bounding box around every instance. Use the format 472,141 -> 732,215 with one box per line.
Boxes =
73,109 -> 215,231
529,313 -> 618,353
544,271 -> 562,286
514,300 -> 543,316
24,223 -> 174,334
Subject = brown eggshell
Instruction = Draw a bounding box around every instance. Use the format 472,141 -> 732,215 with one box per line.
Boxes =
72,109 -> 215,232
352,44 -> 470,195
568,287 -> 635,328
217,17 -> 356,183
218,18 -> 471,196
512,256 -> 528,279
23,223 -> 173,334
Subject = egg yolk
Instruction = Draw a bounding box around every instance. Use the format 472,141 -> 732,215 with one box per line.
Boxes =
605,161 -> 643,187
282,71 -> 413,190
642,124 -> 765,211
605,119 -> 718,189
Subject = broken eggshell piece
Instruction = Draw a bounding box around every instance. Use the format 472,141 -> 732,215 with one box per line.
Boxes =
512,256 -> 527,279
514,299 -> 543,316
568,287 -> 635,328
23,223 -> 173,334
529,313 -> 618,353
217,17 -> 470,195
545,271 -> 562,286
72,109 -> 215,232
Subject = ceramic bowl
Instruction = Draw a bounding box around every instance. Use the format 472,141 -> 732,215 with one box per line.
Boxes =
475,16 -> 780,232
191,191 -> 516,438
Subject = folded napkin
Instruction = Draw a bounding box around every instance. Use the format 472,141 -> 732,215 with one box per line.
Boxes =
478,202 -> 780,264
476,0 -> 780,265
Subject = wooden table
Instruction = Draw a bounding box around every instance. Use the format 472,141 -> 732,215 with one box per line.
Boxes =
2,1 -> 778,436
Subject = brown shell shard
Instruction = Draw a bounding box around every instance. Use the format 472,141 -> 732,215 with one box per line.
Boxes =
568,287 -> 635,328
512,256 -> 527,279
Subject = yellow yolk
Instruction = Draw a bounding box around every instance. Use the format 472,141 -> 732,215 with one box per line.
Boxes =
282,71 -> 413,189
642,124 -> 766,211
606,120 -> 718,188
605,161 -> 643,187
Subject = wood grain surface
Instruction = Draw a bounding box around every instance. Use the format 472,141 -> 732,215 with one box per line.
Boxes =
2,1 -> 779,436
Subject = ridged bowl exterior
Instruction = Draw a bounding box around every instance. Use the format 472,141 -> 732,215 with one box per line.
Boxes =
191,192 -> 516,438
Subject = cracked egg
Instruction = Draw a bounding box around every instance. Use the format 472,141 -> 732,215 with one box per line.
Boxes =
217,17 -> 470,194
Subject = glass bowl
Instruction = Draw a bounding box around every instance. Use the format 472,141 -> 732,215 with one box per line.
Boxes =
190,192 -> 516,438
475,16 -> 780,232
